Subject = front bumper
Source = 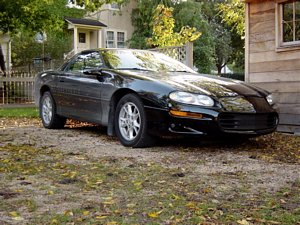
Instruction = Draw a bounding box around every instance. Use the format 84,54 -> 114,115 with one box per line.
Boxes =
145,105 -> 278,137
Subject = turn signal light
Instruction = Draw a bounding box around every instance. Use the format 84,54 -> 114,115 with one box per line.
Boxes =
170,110 -> 203,119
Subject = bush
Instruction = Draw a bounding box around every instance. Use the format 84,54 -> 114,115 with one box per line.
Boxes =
220,73 -> 244,81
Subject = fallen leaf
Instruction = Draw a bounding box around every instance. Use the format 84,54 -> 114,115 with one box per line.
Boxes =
96,215 -> 108,219
9,211 -> 19,217
237,219 -> 250,225
172,194 -> 180,200
64,210 -> 74,216
83,211 -> 90,216
12,216 -> 24,221
148,210 -> 163,218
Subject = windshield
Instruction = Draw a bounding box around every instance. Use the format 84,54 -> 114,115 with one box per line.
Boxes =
101,49 -> 196,73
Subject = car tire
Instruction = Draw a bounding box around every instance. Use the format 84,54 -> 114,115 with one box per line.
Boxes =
114,93 -> 156,148
40,91 -> 66,129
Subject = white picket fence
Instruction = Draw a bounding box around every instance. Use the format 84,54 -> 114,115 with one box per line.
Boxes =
0,44 -> 193,107
0,71 -> 35,106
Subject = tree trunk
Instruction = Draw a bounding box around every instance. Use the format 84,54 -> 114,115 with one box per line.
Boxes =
217,66 -> 222,74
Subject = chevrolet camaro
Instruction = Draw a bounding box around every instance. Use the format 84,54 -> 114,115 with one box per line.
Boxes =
34,49 -> 278,147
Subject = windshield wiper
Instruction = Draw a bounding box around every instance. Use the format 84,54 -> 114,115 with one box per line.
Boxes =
117,68 -> 151,71
169,70 -> 194,73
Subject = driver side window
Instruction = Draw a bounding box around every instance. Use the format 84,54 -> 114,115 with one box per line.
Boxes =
67,51 -> 103,72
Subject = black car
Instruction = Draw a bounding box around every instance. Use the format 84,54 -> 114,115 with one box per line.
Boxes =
34,49 -> 278,147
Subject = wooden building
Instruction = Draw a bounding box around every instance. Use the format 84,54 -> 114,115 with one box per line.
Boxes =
245,0 -> 300,134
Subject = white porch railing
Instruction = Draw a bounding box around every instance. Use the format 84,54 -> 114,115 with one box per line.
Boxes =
150,42 -> 193,68
64,49 -> 75,60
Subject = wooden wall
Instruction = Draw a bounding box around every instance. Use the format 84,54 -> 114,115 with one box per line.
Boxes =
246,1 -> 300,134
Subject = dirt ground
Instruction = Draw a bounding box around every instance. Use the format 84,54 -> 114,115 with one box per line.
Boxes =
0,118 -> 299,224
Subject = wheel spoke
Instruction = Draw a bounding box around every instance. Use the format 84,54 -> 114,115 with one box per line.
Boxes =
129,128 -> 134,140
133,120 -> 140,128
133,126 -> 139,135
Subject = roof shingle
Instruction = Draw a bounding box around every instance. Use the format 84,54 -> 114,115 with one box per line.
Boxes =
65,17 -> 107,27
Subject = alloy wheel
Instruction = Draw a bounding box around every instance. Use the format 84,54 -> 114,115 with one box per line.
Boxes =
42,96 -> 53,125
118,102 -> 141,141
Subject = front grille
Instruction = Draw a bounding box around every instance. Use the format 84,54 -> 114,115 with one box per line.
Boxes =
218,113 -> 278,131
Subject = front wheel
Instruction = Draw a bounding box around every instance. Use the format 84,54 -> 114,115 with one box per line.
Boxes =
40,91 -> 66,129
114,94 -> 156,148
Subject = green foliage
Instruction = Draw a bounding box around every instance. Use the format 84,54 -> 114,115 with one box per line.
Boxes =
172,1 -> 215,73
217,0 -> 245,73
10,0 -> 85,66
70,0 -> 128,12
218,0 -> 245,37
220,73 -> 244,81
129,0 -> 243,74
12,30 -> 73,66
194,0 -> 244,74
0,0 -> 124,34
129,0 -> 167,49
212,21 -> 232,74
147,4 -> 201,48
0,0 -> 63,34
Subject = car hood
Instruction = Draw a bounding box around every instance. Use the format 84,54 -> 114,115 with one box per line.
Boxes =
119,70 -> 265,98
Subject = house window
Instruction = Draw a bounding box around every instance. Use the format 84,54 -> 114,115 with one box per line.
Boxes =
106,31 -> 126,48
278,1 -> 300,48
79,33 -> 86,43
106,31 -> 115,48
117,32 -> 125,48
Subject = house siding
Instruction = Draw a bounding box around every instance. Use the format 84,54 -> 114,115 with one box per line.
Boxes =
246,1 -> 300,133
88,1 -> 136,48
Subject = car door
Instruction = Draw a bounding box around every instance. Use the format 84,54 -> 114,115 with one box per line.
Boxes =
55,54 -> 85,118
76,51 -> 104,123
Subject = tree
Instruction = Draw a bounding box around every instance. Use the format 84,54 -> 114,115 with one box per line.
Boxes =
147,4 -> 201,48
212,21 -> 232,74
172,0 -> 215,73
0,0 -> 63,34
10,0 -> 85,67
218,0 -> 245,37
70,0 -> 128,11
129,0 -> 170,49
218,0 -> 245,73
0,0 -> 128,34
129,0 -> 212,72
12,30 -> 74,67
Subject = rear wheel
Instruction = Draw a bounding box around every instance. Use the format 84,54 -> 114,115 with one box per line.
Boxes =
115,94 -> 156,147
40,91 -> 66,129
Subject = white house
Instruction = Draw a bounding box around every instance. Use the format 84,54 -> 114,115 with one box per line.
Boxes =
65,1 -> 136,58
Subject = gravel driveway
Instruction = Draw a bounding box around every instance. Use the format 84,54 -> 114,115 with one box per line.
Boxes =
0,118 -> 299,224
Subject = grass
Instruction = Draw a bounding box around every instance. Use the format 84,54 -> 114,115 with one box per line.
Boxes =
0,107 -> 39,118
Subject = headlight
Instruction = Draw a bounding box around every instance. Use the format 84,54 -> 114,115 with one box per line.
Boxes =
169,91 -> 214,107
266,94 -> 274,105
